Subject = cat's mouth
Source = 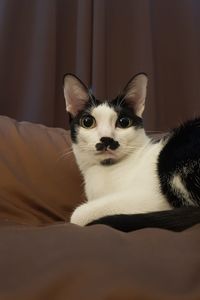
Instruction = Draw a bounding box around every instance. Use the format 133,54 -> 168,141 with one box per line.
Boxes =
95,148 -> 117,157
95,148 -> 118,165
94,138 -> 120,165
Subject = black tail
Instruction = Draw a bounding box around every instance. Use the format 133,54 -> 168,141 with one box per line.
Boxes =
87,207 -> 200,232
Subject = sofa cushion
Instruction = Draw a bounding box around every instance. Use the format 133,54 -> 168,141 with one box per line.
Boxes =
0,222 -> 200,300
0,116 -> 200,300
0,116 -> 84,225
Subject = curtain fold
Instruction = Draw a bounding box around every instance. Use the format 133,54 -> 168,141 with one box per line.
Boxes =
0,0 -> 200,131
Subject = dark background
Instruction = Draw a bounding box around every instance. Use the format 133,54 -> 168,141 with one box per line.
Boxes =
0,0 -> 200,131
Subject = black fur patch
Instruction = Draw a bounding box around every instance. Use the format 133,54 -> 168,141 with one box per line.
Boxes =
69,97 -> 101,143
96,137 -> 120,151
110,97 -> 143,128
158,118 -> 200,207
100,158 -> 116,166
87,207 -> 200,232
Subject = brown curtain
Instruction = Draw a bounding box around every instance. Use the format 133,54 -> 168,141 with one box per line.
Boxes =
0,0 -> 200,131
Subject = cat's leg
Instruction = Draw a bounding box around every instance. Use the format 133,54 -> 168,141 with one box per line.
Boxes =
70,191 -> 171,226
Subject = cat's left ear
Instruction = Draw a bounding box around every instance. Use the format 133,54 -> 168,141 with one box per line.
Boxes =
122,73 -> 148,117
63,73 -> 90,116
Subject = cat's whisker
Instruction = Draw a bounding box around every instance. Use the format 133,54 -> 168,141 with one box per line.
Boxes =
58,150 -> 73,158
89,90 -> 97,108
57,147 -> 72,157
57,149 -> 74,162
119,142 -> 140,150
78,146 -> 94,152
79,144 -> 94,148
116,95 -> 125,107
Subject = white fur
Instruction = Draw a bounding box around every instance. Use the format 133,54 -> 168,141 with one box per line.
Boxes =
171,175 -> 194,206
70,103 -> 172,226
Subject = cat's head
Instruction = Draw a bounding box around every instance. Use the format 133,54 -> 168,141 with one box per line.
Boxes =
63,73 -> 148,170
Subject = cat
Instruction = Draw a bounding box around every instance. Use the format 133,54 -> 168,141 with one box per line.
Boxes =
63,73 -> 200,231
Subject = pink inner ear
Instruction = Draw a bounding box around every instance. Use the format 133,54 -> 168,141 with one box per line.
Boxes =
66,98 -> 88,116
123,74 -> 148,117
125,92 -> 144,116
64,76 -> 89,116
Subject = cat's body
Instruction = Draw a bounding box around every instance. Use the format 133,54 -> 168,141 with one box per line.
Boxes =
72,119 -> 171,226
63,73 -> 200,229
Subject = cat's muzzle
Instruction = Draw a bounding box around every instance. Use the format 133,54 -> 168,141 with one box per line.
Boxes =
95,137 -> 120,151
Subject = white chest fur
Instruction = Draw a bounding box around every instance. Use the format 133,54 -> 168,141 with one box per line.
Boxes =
70,141 -> 172,226
84,141 -> 170,210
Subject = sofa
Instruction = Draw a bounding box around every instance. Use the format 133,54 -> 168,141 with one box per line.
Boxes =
0,115 -> 200,300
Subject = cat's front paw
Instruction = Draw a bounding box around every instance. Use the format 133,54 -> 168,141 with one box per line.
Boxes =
70,203 -> 93,226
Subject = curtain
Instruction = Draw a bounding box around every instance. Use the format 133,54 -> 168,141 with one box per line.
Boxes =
0,0 -> 200,131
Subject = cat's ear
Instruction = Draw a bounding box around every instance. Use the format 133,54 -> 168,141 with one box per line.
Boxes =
63,74 -> 90,116
122,73 -> 148,117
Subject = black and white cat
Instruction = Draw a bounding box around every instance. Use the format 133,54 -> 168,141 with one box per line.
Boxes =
63,73 -> 200,231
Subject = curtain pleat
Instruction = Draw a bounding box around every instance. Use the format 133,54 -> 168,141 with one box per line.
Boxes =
0,0 -> 200,131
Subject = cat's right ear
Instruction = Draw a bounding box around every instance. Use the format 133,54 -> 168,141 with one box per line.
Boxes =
63,74 -> 90,116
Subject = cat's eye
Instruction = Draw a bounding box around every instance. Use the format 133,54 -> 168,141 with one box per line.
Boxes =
116,116 -> 132,128
80,115 -> 96,129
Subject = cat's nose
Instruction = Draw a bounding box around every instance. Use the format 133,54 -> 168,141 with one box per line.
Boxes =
95,137 -> 120,151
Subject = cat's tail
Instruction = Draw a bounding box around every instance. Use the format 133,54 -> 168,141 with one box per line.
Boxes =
87,207 -> 200,232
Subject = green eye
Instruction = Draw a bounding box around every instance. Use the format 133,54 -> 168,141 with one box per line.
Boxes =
117,116 -> 132,128
80,115 -> 96,129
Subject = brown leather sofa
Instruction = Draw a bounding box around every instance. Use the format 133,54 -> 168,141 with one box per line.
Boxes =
0,116 -> 200,300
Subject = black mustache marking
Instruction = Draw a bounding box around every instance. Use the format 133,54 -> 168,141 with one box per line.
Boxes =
96,137 -> 120,151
